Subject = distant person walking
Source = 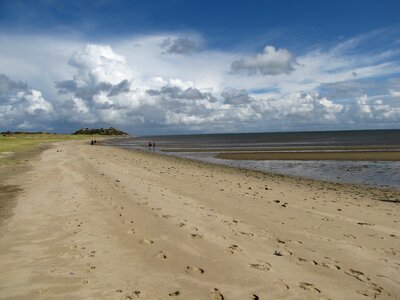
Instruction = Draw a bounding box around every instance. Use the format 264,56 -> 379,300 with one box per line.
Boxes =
148,142 -> 152,150
91,140 -> 94,145
152,142 -> 156,151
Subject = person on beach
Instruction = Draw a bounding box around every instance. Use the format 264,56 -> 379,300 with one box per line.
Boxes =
91,140 -> 94,145
152,142 -> 156,151
148,142 -> 152,150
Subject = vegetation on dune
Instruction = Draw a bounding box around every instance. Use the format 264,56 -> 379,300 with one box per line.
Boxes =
1,127 -> 128,155
1,131 -> 51,135
73,127 -> 128,135
0,127 -> 128,162
0,133 -> 94,154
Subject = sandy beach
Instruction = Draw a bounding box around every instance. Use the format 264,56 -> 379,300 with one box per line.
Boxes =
0,140 -> 399,299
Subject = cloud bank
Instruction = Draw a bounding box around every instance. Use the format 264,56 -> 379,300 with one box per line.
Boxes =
0,74 -> 54,130
0,29 -> 399,134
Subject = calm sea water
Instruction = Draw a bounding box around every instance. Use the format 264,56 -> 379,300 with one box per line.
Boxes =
107,130 -> 400,190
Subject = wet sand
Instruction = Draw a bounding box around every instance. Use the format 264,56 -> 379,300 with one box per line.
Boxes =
0,140 -> 399,299
216,150 -> 400,161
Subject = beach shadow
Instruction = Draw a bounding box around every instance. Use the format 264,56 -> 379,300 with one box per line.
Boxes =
0,184 -> 22,227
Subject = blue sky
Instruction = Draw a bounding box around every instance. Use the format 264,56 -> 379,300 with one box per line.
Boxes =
1,0 -> 399,49
0,0 -> 399,134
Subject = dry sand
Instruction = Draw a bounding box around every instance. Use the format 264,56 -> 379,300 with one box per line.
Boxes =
0,140 -> 399,299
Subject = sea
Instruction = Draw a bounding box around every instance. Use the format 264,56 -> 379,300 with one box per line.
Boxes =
106,129 -> 400,191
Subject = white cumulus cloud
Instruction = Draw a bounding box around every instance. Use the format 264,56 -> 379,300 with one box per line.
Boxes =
0,74 -> 54,130
0,29 -> 399,134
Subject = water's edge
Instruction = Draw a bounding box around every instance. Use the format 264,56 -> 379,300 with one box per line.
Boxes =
169,151 -> 400,191
103,130 -> 400,191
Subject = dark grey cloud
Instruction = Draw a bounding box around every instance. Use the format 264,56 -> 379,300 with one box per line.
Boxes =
108,79 -> 130,96
56,79 -> 131,108
0,73 -> 28,93
147,86 -> 217,102
319,77 -> 400,100
161,37 -> 198,55
55,80 -> 77,95
231,46 -> 297,76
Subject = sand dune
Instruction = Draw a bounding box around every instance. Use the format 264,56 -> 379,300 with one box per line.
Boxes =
0,140 -> 399,299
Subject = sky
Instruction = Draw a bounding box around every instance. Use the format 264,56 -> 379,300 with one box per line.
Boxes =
0,0 -> 399,135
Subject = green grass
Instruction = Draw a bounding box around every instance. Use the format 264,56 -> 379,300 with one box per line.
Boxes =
0,133 -> 97,154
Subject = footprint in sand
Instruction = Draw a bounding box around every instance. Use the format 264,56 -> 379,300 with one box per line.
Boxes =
249,262 -> 271,271
299,282 -> 321,293
357,222 -> 374,226
275,279 -> 290,291
357,283 -> 389,298
140,239 -> 154,245
185,266 -> 205,274
127,228 -> 136,235
240,231 -> 254,237
375,247 -> 398,256
86,263 -> 96,273
127,290 -> 142,298
168,290 -> 180,296
321,261 -> 341,270
210,288 -> 224,300
226,244 -> 241,254
297,257 -> 308,263
273,247 -> 292,256
123,219 -> 134,224
344,233 -> 357,239
345,269 -> 370,282
190,226 -> 199,232
156,251 -> 168,259
191,233 -> 204,239
256,229 -> 270,238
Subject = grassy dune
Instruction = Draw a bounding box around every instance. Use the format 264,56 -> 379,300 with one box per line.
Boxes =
0,134 -> 97,153
0,134 -> 100,165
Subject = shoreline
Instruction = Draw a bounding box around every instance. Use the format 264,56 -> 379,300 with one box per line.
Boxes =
0,140 -> 399,299
120,145 -> 400,196
114,145 -> 400,193
107,136 -> 400,191
159,144 -> 400,153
